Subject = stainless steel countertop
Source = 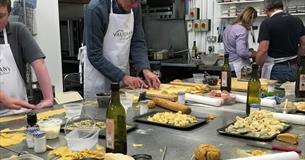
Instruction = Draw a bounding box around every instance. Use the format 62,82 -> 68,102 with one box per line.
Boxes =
0,101 -> 304,159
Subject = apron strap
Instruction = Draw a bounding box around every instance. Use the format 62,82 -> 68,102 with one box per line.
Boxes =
274,55 -> 297,64
3,28 -> 8,44
110,0 -> 113,14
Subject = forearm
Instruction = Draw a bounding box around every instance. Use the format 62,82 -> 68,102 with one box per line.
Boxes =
298,36 -> 305,56
256,50 -> 267,66
31,59 -> 53,101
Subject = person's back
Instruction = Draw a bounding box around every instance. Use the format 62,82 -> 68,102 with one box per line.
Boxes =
260,12 -> 304,58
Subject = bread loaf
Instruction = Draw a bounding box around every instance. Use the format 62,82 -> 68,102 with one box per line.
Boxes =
194,144 -> 221,160
153,97 -> 191,114
276,133 -> 299,144
147,100 -> 156,109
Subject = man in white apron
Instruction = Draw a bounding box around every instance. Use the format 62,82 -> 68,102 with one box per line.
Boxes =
0,0 -> 53,112
256,0 -> 305,83
82,0 -> 160,98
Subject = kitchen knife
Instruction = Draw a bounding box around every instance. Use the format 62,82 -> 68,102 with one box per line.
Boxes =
247,142 -> 302,153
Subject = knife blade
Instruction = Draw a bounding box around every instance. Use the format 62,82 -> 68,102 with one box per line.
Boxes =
247,142 -> 302,153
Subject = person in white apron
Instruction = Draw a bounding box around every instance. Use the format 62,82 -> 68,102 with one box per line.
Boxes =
223,7 -> 257,79
0,0 -> 54,111
82,0 -> 160,98
256,0 -> 305,83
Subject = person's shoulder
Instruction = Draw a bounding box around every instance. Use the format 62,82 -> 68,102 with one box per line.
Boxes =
232,24 -> 247,33
8,22 -> 27,30
88,0 -> 108,10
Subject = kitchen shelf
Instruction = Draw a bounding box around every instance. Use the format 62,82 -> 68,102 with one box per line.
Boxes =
217,0 -> 264,5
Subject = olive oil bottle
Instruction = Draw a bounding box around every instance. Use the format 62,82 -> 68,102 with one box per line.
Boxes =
221,54 -> 231,92
295,56 -> 305,98
106,83 -> 127,154
246,64 -> 261,116
192,41 -> 198,58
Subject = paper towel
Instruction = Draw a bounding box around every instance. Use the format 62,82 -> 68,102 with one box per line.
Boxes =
272,112 -> 305,125
185,93 -> 223,107
227,151 -> 299,160
234,95 -> 276,108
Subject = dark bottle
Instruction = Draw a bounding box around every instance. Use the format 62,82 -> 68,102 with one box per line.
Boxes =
106,83 -> 127,154
246,64 -> 261,116
27,111 -> 37,126
192,41 -> 198,58
221,54 -> 231,92
295,56 -> 305,98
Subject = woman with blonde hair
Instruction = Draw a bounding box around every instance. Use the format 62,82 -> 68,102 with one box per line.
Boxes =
223,7 -> 258,78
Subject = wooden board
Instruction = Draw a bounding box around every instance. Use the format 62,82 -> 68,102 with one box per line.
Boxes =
209,78 -> 277,92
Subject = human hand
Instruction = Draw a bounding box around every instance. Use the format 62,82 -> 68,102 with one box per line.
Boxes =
143,69 -> 160,89
122,75 -> 148,89
2,96 -> 36,110
36,99 -> 53,109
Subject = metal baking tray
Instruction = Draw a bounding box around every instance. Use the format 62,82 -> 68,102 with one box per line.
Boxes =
217,121 -> 291,141
133,111 -> 208,130
61,118 -> 137,138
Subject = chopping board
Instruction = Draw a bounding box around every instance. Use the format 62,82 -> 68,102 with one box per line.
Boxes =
121,83 -> 209,101
209,78 -> 277,92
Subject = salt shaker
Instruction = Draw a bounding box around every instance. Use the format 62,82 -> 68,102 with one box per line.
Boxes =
25,126 -> 39,148
33,131 -> 46,153
177,91 -> 185,105
140,100 -> 148,115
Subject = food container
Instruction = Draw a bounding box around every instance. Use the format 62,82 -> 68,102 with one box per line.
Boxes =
205,75 -> 219,85
64,103 -> 83,119
16,154 -> 44,160
193,73 -> 205,83
65,127 -> 100,151
132,154 -> 153,160
96,93 -> 111,108
37,118 -> 62,139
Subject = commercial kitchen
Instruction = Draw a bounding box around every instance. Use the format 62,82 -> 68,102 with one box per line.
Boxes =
0,0 -> 305,160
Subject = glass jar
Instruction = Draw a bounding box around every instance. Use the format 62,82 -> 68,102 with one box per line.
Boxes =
25,126 -> 39,148
33,131 -> 46,153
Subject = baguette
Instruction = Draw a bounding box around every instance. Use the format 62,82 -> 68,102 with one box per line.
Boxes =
153,97 -> 191,114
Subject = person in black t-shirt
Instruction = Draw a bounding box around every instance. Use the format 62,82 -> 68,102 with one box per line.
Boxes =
256,0 -> 305,83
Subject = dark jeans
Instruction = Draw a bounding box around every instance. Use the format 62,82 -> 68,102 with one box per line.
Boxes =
271,63 -> 297,83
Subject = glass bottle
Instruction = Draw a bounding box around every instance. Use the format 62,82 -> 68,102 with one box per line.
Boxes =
221,54 -> 231,92
106,83 -> 127,154
295,56 -> 305,98
246,64 -> 261,116
192,41 -> 198,58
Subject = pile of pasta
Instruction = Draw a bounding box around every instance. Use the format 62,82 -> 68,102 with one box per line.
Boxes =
226,110 -> 288,138
147,111 -> 197,127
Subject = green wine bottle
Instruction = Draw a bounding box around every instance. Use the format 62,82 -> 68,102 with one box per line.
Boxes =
246,64 -> 261,116
295,56 -> 305,98
192,41 -> 198,58
221,54 -> 231,92
106,83 -> 127,154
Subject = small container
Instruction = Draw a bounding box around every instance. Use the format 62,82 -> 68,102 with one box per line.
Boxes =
65,128 -> 100,151
96,93 -> 111,108
132,154 -> 152,160
25,126 -> 39,148
27,111 -> 37,127
64,103 -> 83,119
33,131 -> 46,153
177,91 -> 185,105
193,73 -> 205,83
140,100 -> 148,115
37,118 -> 62,139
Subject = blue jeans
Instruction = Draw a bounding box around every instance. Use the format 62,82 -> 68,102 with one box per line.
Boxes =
271,63 -> 297,83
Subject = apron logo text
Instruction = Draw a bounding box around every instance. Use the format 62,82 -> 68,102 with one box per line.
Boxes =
113,30 -> 133,40
0,66 -> 11,75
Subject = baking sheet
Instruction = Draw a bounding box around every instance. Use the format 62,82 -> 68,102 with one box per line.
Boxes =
61,118 -> 137,138
133,111 -> 208,130
217,121 -> 291,141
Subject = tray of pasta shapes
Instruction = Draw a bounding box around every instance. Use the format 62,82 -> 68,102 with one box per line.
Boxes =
133,111 -> 208,130
217,110 -> 291,141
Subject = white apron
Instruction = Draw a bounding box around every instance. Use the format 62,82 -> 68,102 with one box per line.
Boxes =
83,0 -> 134,98
231,58 -> 251,79
0,29 -> 28,114
261,55 -> 297,79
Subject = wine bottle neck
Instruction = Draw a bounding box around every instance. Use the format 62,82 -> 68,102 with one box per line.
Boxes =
111,90 -> 120,104
224,57 -> 229,65
251,68 -> 259,79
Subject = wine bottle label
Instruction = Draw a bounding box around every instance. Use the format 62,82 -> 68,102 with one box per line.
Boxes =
299,74 -> 305,91
221,72 -> 227,87
106,119 -> 114,149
